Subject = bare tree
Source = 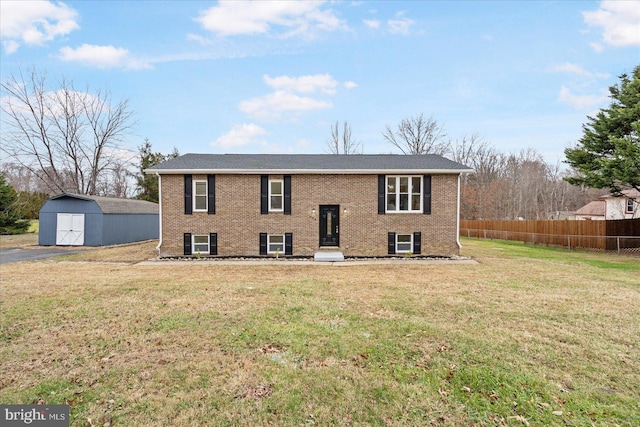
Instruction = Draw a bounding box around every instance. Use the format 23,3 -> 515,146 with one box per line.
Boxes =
0,68 -> 136,196
382,113 -> 447,155
447,134 -> 505,219
447,137 -> 601,220
326,121 -> 360,154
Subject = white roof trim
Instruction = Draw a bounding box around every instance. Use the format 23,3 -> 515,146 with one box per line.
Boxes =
145,168 -> 474,175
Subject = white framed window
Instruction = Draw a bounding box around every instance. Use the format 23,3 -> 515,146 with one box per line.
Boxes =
396,234 -> 413,253
192,234 -> 209,254
193,180 -> 208,212
267,234 -> 285,254
626,198 -> 635,214
269,179 -> 283,212
386,176 -> 422,212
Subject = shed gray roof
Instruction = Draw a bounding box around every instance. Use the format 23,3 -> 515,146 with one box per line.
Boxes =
146,153 -> 473,174
50,194 -> 159,214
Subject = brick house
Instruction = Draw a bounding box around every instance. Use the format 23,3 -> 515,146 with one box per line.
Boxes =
575,189 -> 640,220
146,154 -> 472,258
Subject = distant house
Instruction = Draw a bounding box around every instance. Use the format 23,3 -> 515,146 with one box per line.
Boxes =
146,153 -> 473,258
39,194 -> 159,246
575,189 -> 640,220
575,201 -> 605,220
603,189 -> 640,219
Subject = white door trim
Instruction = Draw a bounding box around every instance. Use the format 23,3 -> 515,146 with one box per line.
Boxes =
56,213 -> 85,245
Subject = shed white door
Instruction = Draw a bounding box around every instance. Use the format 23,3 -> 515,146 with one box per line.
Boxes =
56,213 -> 85,245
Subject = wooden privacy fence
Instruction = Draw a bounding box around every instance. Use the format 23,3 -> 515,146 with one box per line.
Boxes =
460,219 -> 640,253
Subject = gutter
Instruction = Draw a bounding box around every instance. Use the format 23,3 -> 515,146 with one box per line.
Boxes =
156,172 -> 162,255
456,174 -> 462,249
144,168 -> 475,175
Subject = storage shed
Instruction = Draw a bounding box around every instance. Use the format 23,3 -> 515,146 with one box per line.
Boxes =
39,194 -> 159,246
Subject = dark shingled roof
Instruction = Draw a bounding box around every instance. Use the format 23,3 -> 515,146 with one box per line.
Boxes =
146,153 -> 473,174
50,194 -> 159,214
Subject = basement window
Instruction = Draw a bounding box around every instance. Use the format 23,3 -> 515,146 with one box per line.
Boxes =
396,234 -> 413,253
192,235 -> 209,255
267,234 -> 285,254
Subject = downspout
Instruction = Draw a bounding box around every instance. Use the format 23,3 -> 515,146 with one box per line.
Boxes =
156,172 -> 162,255
456,173 -> 462,249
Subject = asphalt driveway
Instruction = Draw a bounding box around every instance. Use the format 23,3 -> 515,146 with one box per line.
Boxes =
0,247 -> 84,264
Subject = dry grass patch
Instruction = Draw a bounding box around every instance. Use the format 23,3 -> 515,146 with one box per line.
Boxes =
57,240 -> 158,263
1,239 -> 639,426
0,232 -> 38,248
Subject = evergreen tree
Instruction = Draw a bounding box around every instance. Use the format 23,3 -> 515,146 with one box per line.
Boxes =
565,65 -> 640,195
0,174 -> 30,235
134,139 -> 179,203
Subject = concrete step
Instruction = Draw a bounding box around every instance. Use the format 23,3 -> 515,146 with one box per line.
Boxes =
313,251 -> 345,262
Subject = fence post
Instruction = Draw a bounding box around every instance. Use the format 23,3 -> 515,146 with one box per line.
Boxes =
568,235 -> 571,251
617,236 -> 620,254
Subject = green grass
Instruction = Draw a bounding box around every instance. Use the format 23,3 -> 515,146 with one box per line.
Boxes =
1,240 -> 639,426
464,237 -> 640,271
27,219 -> 39,233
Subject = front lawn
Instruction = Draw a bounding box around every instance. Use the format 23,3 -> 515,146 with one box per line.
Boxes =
1,239 -> 638,426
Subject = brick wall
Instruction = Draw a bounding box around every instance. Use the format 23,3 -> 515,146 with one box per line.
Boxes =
160,173 -> 460,257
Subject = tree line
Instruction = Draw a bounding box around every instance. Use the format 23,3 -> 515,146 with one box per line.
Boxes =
1,65 -> 637,227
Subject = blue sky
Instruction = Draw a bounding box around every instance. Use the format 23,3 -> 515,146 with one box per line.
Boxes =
1,0 -> 639,164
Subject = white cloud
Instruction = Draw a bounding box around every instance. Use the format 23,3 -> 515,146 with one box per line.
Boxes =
239,90 -> 333,121
551,62 -> 609,79
194,0 -> 347,38
583,0 -> 640,48
388,12 -> 414,35
0,0 -> 79,53
264,74 -> 338,94
364,19 -> 380,29
558,86 -> 608,110
552,62 -> 592,76
186,33 -> 211,46
58,44 -> 151,70
3,40 -> 20,55
213,123 -> 267,148
238,73 -> 355,120
590,42 -> 605,53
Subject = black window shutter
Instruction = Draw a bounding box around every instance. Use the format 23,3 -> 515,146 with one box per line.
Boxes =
259,232 -> 267,255
388,232 -> 396,255
285,233 -> 293,255
423,175 -> 432,215
260,175 -> 268,215
378,175 -> 386,214
183,233 -> 192,255
413,232 -> 422,255
207,175 -> 216,214
284,175 -> 292,215
184,174 -> 192,215
209,233 -> 217,256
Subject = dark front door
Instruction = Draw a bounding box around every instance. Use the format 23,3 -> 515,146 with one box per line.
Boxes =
319,205 -> 339,247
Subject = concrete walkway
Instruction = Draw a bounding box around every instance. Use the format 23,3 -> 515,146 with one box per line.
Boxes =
137,258 -> 478,266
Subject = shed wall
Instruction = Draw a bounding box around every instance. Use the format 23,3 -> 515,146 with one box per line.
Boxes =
39,197 -> 158,246
102,214 -> 159,246
38,198 -> 103,246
